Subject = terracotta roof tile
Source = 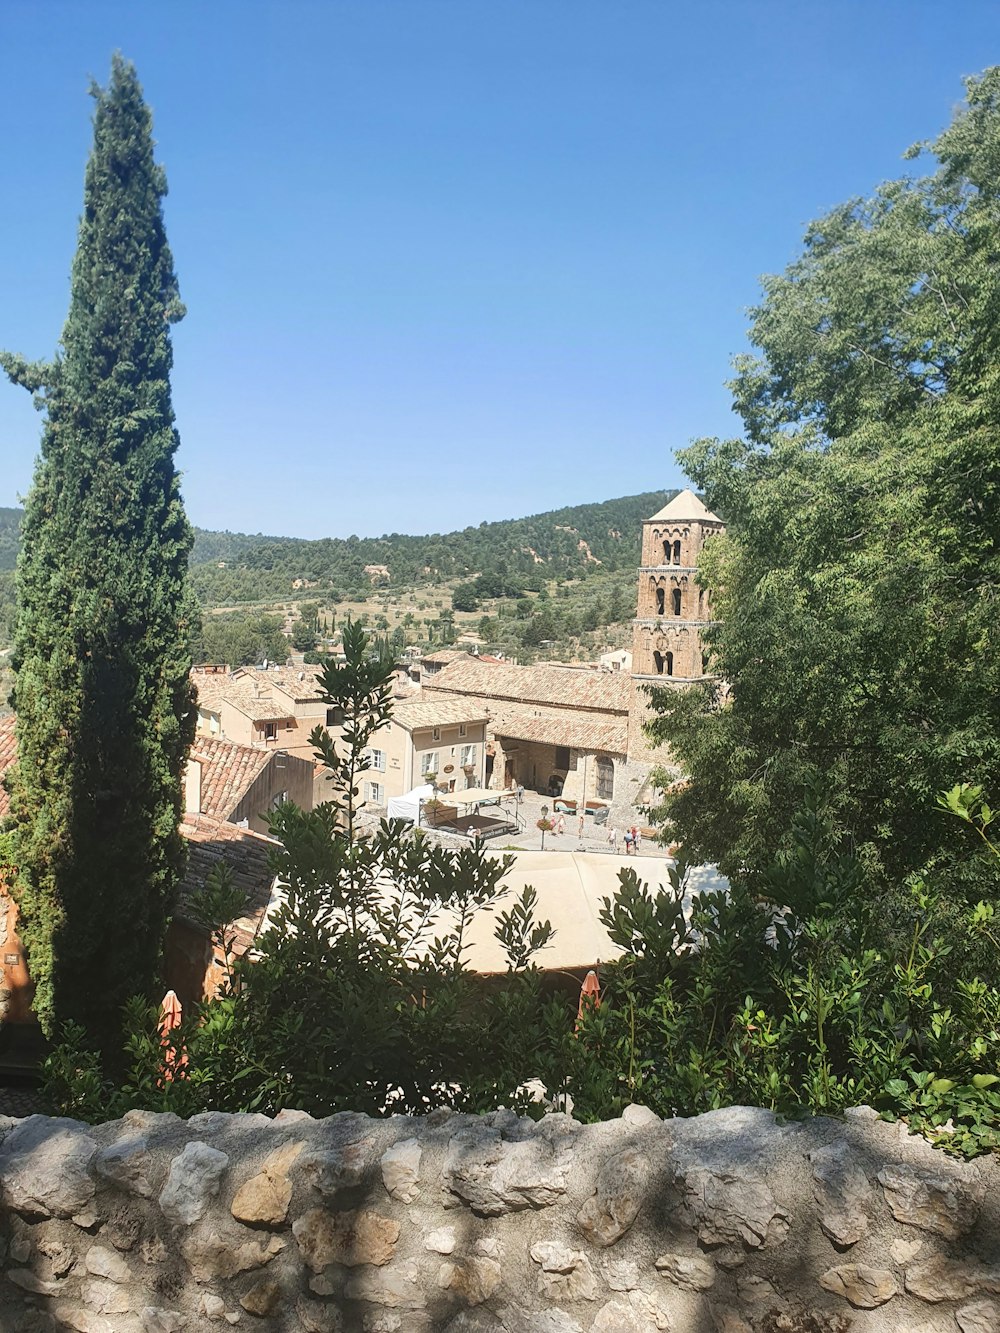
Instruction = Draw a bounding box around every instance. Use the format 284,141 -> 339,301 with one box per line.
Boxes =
390,699 -> 489,731
0,717 -> 276,827
647,489 -> 723,525
424,658 -> 631,714
232,665 -> 326,704
0,715 -> 15,819
194,674 -> 295,722
177,813 -> 278,956
490,710 -> 627,755
189,737 -> 274,822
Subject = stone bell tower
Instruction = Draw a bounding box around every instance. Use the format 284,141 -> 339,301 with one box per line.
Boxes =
631,488 -> 724,686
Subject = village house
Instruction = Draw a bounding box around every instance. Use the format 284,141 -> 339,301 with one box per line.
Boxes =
192,663 -> 340,761
365,697 -> 489,808
184,735 -> 313,835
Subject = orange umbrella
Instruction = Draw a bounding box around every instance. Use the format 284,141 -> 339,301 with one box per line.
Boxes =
576,969 -> 601,1030
158,989 -> 188,1083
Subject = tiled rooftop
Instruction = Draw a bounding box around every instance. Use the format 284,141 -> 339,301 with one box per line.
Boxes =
425,658 -> 631,714
194,674 -> 296,723
0,717 -> 277,826
0,715 -> 15,818
390,698 -> 489,732
232,665 -> 327,704
189,737 -> 274,822
177,813 -> 278,956
420,649 -> 469,665
491,710 -> 627,756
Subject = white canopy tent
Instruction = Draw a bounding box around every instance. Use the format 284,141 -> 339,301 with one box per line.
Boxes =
386,783 -> 435,824
449,787 -> 516,808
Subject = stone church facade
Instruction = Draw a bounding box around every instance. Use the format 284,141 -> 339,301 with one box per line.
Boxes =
626,488 -> 725,762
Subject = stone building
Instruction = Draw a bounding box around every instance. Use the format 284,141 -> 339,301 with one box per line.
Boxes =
625,488 -> 724,772
423,657 -> 630,806
630,487 -> 724,688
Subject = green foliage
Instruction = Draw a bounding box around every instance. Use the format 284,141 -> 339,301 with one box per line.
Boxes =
0,511 -> 21,574
193,611 -> 289,668
45,619 -> 572,1119
2,58 -> 196,1044
649,70 -> 1000,894
572,792 -> 1000,1156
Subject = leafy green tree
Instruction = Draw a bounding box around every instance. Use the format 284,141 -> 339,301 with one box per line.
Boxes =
290,619 -> 317,653
1,57 -> 196,1043
451,582 -> 480,612
649,69 -> 1000,894
195,611 -> 289,668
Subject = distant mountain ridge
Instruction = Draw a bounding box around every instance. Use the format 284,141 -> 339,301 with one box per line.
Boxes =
1,489 -> 679,599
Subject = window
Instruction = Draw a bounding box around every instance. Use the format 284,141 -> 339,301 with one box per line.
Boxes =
432,727 -> 441,741
653,651 -> 665,675
367,781 -> 383,804
421,752 -> 439,776
268,790 -> 288,811
655,586 -> 665,616
459,723 -> 467,738
262,721 -> 277,742
672,587 -> 682,616
672,539 -> 682,564
554,746 -> 571,771
326,706 -> 344,727
662,540 -> 670,562
460,744 -> 477,769
369,748 -> 386,772
596,756 -> 614,800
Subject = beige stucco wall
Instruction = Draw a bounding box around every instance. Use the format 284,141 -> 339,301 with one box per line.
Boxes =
366,720 -> 487,806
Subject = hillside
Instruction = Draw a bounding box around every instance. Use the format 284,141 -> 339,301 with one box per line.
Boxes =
188,490 -> 677,604
0,491 -> 678,666
2,490 -> 676,601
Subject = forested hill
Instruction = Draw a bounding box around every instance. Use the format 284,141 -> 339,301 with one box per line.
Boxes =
1,490 -> 678,602
190,489 -> 678,600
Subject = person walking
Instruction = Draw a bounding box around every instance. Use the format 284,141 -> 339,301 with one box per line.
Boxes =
516,783 -> 524,805
633,825 -> 642,851
556,813 -> 565,836
578,813 -> 585,839
624,828 -> 634,855
607,826 -> 618,852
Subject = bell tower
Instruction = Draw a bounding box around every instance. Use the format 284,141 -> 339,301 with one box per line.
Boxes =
631,489 -> 724,685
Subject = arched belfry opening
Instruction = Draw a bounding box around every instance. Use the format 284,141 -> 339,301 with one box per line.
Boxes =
634,488 -> 725,689
653,649 -> 675,677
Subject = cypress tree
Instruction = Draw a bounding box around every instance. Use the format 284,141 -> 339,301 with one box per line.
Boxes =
1,56 -> 196,1042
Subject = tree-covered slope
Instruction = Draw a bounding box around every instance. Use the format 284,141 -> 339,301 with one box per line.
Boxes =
3,490 -> 677,606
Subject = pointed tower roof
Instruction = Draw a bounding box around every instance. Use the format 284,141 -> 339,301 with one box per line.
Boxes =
647,488 -> 722,524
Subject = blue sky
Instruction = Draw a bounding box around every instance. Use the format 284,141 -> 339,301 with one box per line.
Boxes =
3,2 -> 1000,539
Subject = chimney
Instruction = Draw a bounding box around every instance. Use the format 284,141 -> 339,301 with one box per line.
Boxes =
184,758 -> 202,815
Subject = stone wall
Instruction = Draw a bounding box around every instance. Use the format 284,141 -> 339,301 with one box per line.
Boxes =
0,1102 -> 996,1332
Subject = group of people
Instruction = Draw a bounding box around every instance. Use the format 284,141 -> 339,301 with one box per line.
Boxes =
606,825 -> 642,854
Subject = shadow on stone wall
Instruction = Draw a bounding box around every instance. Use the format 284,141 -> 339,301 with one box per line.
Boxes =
0,1100 -> 996,1331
